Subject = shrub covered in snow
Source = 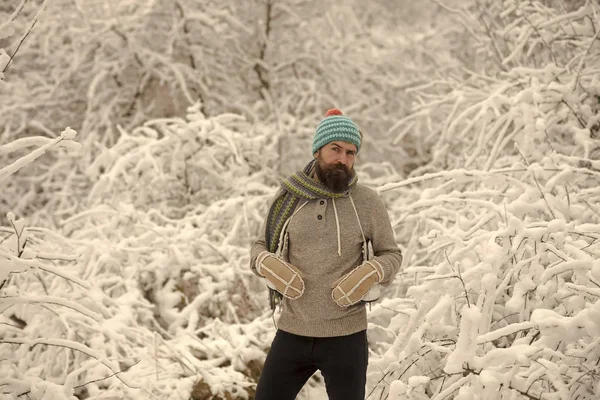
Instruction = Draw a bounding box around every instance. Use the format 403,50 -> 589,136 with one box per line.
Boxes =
1,107 -> 282,399
3,1 -> 600,399
366,1 -> 600,399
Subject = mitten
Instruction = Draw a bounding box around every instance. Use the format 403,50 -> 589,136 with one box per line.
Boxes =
332,261 -> 384,307
256,251 -> 305,299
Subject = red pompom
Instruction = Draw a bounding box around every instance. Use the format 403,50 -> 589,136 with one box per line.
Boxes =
325,108 -> 343,117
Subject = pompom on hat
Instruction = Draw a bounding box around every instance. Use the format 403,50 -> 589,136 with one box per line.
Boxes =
312,108 -> 361,154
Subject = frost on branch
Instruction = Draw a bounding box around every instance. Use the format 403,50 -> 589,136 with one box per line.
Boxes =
28,107 -> 285,398
0,127 -> 81,186
83,103 -> 278,218
0,108 -> 281,398
367,1 -> 600,399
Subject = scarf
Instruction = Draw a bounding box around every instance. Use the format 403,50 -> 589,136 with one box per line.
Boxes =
265,159 -> 358,253
264,159 -> 358,309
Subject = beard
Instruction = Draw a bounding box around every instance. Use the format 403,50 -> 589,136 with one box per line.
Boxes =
315,159 -> 355,193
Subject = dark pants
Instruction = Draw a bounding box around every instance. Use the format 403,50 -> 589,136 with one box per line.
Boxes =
254,329 -> 368,400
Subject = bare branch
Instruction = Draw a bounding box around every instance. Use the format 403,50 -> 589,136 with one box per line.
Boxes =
2,338 -> 139,389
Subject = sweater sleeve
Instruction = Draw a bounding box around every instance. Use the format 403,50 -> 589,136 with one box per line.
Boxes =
369,195 -> 403,285
249,217 -> 269,277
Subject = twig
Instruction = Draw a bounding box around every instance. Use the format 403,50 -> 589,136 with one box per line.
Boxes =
379,305 -> 412,317
3,0 -> 50,74
544,247 -> 567,262
9,218 -> 24,257
581,198 -> 600,218
556,0 -> 577,35
589,277 -> 600,289
3,20 -> 36,73
515,146 -> 557,219
366,369 -> 394,399
462,366 -> 540,400
581,238 -> 597,251
378,167 -> 533,193
489,312 -> 520,330
0,232 -> 12,246
574,27 -> 600,90
445,251 -> 470,307
3,338 -> 139,389
0,321 -> 21,330
17,359 -> 142,397
254,0 -> 273,99
561,100 -> 587,128
73,359 -> 141,389
520,7 -> 558,65
474,0 -> 507,71
0,295 -> 102,321
174,1 -> 207,116
33,272 -> 49,295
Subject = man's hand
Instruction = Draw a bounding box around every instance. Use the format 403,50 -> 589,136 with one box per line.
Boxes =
256,252 -> 305,299
332,261 -> 383,307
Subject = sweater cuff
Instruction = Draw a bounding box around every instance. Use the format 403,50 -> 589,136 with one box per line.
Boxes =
367,259 -> 385,282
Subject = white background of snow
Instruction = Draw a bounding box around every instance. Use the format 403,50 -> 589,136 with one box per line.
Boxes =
1,0 -> 600,399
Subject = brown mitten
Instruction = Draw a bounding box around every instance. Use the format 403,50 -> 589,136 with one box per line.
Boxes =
332,261 -> 384,307
256,252 -> 305,299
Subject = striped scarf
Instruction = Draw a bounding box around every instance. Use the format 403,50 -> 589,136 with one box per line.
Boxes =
266,159 -> 358,254
264,159 -> 358,309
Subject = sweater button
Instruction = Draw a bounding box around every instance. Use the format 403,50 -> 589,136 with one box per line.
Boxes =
320,200 -> 325,205
317,215 -> 323,220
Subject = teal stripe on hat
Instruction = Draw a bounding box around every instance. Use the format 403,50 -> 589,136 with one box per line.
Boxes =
315,118 -> 358,134
317,116 -> 356,128
312,115 -> 361,154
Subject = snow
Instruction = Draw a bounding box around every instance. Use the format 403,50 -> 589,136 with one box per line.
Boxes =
59,127 -> 77,141
0,49 -> 9,72
1,0 -> 600,399
444,306 -> 481,374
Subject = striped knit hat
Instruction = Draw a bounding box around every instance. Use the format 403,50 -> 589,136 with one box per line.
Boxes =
312,109 -> 361,154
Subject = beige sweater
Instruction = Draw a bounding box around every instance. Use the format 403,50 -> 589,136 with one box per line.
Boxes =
250,183 -> 403,337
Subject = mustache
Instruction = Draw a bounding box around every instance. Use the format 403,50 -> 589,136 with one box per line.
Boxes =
330,163 -> 348,171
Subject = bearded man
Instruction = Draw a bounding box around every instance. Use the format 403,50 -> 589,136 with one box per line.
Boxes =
249,109 -> 403,400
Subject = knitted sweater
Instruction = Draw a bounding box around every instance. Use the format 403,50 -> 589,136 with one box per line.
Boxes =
250,183 -> 403,337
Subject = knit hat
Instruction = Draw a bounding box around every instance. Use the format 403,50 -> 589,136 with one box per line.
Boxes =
312,109 -> 361,154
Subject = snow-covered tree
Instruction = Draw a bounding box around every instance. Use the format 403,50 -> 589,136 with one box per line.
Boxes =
4,0 -> 599,399
366,1 -> 600,399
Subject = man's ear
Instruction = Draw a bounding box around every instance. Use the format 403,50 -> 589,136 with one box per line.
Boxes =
313,150 -> 319,159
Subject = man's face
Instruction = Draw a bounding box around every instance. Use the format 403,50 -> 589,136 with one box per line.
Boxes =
314,141 -> 357,192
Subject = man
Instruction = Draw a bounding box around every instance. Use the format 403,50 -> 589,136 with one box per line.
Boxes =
249,109 -> 403,400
